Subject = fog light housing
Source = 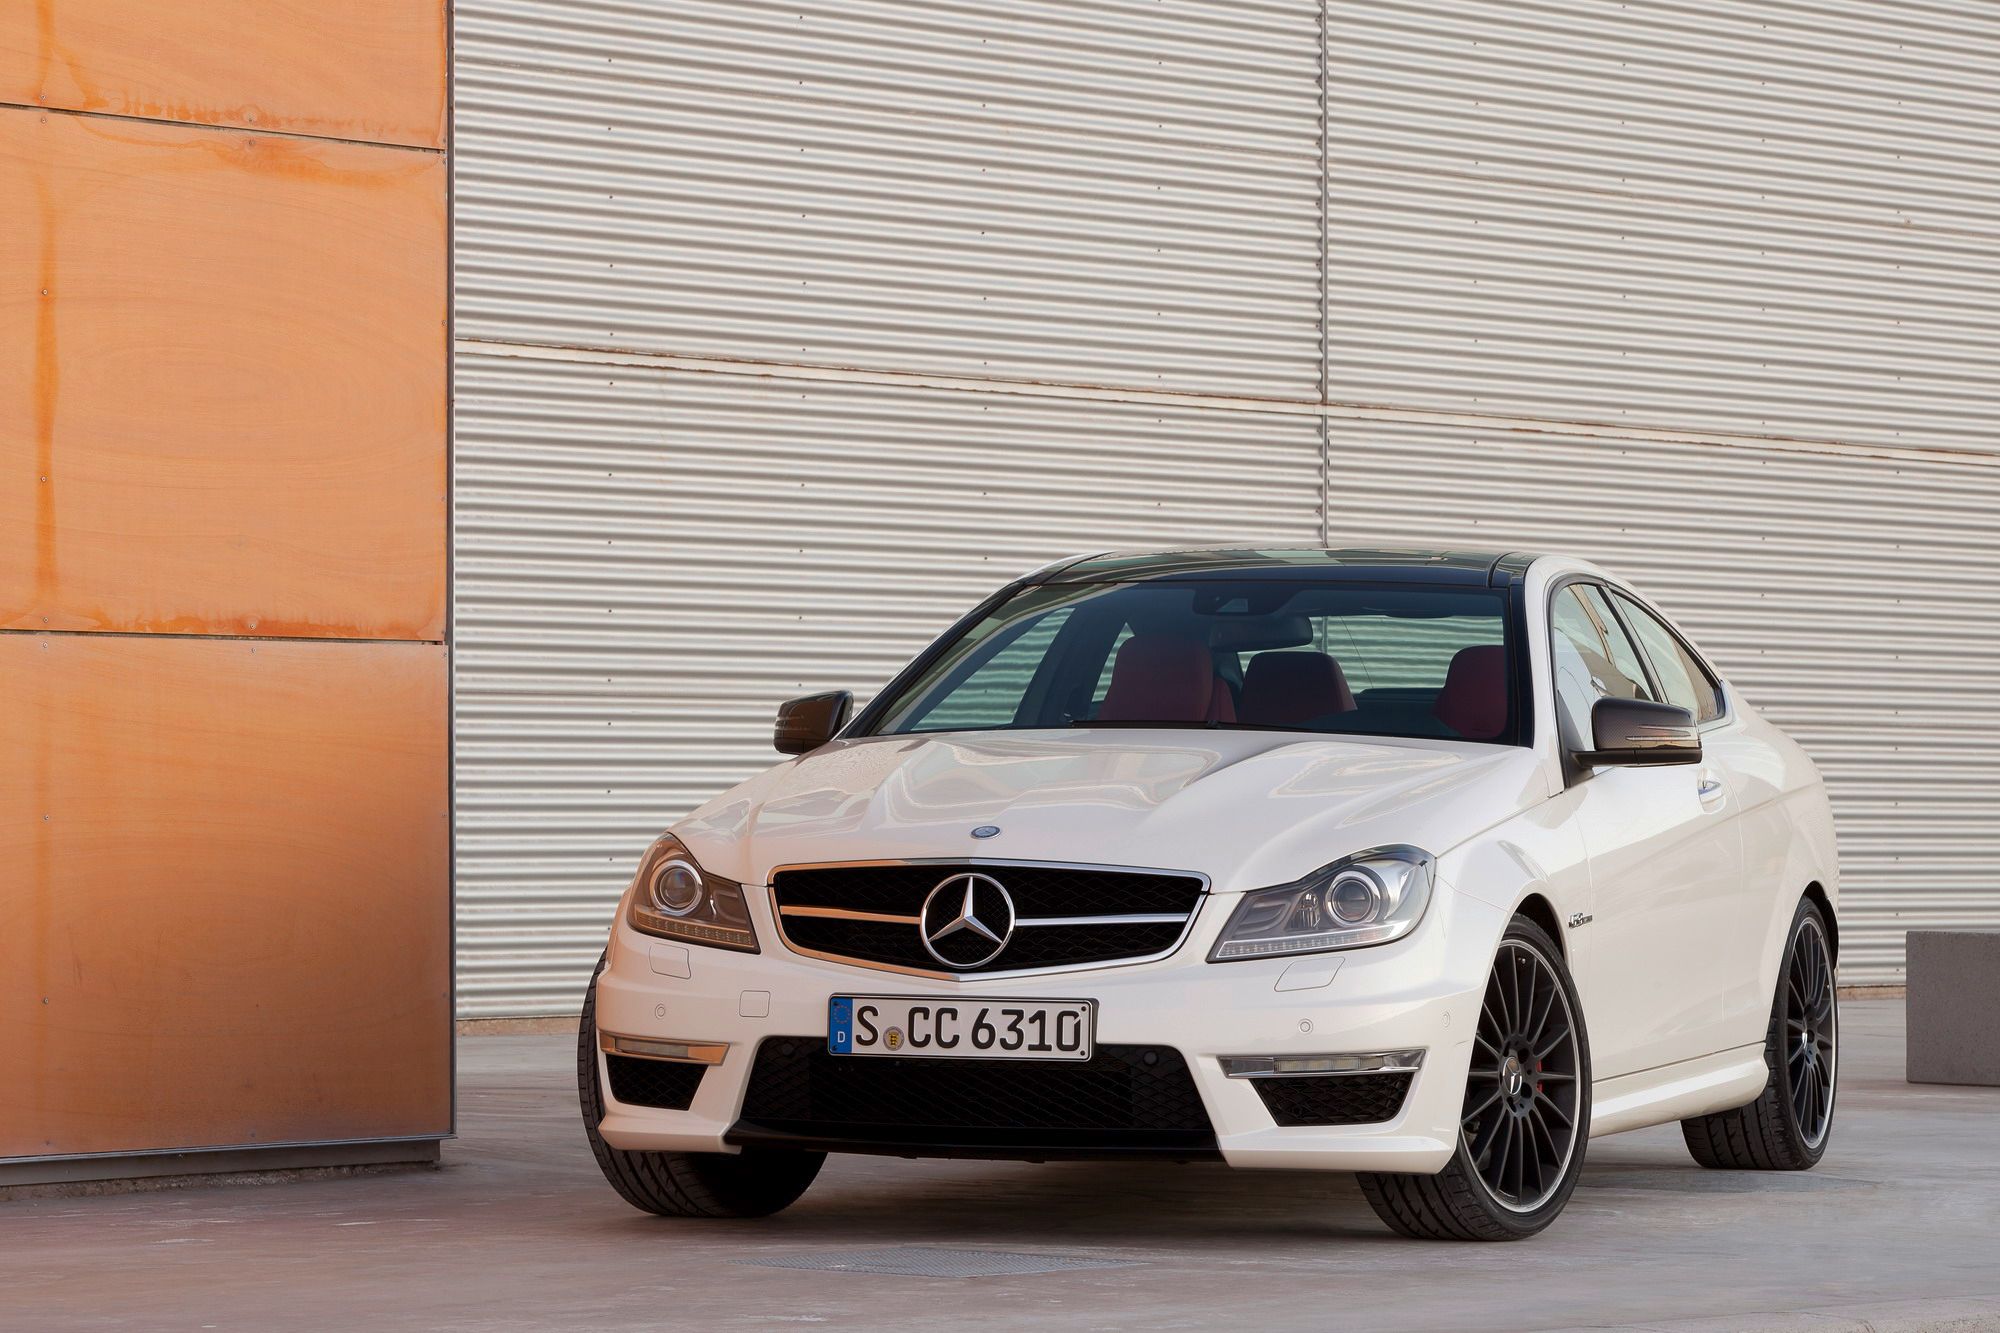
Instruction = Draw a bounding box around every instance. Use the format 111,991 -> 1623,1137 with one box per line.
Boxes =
600,1032 -> 730,1066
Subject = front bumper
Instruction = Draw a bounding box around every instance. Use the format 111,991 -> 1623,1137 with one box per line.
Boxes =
592,882 -> 1503,1175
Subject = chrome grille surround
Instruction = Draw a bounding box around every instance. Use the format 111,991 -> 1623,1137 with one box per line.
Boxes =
767,858 -> 1210,981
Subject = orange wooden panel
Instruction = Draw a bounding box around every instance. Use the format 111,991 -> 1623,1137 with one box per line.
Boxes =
0,108 -> 445,641
0,634 -> 449,1158
0,0 -> 445,149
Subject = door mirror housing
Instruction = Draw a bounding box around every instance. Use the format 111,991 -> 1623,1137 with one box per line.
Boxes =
1576,697 -> 1701,767
774,690 -> 853,755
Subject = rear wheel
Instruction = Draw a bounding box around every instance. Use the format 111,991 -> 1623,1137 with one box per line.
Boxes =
578,957 -> 823,1217
1681,899 -> 1836,1170
1360,915 -> 1591,1241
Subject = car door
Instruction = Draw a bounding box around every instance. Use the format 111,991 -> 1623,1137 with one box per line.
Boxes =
1604,588 -> 1773,1052
1549,583 -> 1746,1079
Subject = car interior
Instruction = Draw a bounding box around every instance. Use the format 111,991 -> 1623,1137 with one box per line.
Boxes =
1092,632 -> 1508,741
891,582 -> 1516,743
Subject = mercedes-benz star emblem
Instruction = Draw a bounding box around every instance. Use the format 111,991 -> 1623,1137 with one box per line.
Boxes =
919,872 -> 1016,970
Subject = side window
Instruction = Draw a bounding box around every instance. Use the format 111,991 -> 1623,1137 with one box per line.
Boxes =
1549,586 -> 1652,750
1612,592 -> 1724,723
1577,586 -> 1656,701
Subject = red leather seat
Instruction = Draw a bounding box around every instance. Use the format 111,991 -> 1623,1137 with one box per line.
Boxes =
1240,651 -> 1355,726
1207,676 -> 1237,725
1433,645 -> 1509,740
1097,635 -> 1233,724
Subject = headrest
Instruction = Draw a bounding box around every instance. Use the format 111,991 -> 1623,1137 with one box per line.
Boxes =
1097,635 -> 1219,723
1240,651 -> 1356,726
1433,645 -> 1508,740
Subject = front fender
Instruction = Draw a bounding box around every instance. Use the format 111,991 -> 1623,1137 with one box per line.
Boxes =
1437,816 -> 1590,953
1434,812 -> 1593,1034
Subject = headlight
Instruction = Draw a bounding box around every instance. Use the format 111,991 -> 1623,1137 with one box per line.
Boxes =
1208,847 -> 1433,961
626,834 -> 759,953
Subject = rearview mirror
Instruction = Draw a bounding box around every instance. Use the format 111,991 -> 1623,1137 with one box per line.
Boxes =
774,690 -> 853,755
1576,697 -> 1700,767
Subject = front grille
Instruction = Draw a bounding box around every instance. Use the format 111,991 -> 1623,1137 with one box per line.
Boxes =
1251,1071 -> 1414,1127
727,1038 -> 1218,1160
771,862 -> 1205,975
605,1055 -> 705,1110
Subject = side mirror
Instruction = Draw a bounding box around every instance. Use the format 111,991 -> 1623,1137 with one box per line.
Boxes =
774,690 -> 853,755
1576,697 -> 1701,767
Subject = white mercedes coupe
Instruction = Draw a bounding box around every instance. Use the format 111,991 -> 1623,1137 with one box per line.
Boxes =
579,548 -> 1839,1240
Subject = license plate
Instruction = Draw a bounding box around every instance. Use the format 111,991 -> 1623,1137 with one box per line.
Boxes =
828,996 -> 1095,1061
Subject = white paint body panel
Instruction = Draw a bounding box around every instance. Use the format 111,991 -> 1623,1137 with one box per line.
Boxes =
594,554 -> 1839,1167
677,730 -> 1547,897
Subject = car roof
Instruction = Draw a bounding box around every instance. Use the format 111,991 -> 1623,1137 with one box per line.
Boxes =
1030,546 -> 1541,587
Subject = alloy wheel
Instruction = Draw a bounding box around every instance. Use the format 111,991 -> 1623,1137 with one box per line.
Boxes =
1464,939 -> 1583,1212
1784,917 -> 1837,1148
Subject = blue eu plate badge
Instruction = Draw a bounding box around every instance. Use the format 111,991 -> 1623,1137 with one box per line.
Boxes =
827,996 -> 855,1054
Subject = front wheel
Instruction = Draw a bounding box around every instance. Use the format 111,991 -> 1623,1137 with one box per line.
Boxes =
1680,898 -> 1836,1170
578,957 -> 824,1217
1359,915 -> 1592,1241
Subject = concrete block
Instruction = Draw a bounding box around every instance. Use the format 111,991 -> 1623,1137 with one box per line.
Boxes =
1906,930 -> 2000,1086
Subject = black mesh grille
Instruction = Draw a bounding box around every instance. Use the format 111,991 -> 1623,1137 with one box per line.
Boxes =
605,1055 -> 705,1110
728,1038 -> 1217,1159
1251,1072 -> 1414,1127
771,863 -> 1204,974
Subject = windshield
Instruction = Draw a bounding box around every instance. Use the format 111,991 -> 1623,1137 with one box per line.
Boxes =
867,580 -> 1518,744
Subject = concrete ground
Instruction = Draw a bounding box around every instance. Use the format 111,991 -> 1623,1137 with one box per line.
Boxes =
5,999 -> 1998,1332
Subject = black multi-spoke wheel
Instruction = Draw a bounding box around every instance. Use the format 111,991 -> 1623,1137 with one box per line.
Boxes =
1360,915 -> 1591,1241
1683,898 -> 1837,1170
1463,937 -> 1584,1211
1783,913 -> 1837,1145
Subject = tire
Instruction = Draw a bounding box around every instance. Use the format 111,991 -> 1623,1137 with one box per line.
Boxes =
1359,915 -> 1592,1241
1681,898 -> 1836,1171
578,956 -> 824,1217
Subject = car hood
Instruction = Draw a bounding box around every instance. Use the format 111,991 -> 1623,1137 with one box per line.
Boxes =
676,729 -> 1551,894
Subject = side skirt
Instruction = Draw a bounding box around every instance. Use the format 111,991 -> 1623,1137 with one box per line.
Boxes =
1589,1045 -> 1767,1138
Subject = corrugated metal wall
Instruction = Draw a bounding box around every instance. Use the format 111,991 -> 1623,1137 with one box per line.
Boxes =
1324,0 -> 2000,454
455,0 -> 2000,1011
454,0 -> 1323,396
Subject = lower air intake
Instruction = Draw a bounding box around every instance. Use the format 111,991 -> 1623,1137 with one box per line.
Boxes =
1251,1071 -> 1414,1127
728,1038 -> 1218,1160
605,1054 -> 705,1110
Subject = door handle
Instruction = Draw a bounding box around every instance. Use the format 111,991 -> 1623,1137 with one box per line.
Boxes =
1697,774 -> 1726,808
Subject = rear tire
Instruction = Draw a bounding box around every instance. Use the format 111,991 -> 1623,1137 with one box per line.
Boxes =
1680,898 -> 1836,1171
1359,915 -> 1591,1241
578,955 -> 823,1217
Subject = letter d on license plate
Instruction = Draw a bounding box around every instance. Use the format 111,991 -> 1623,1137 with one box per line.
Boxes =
828,996 -> 1094,1061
